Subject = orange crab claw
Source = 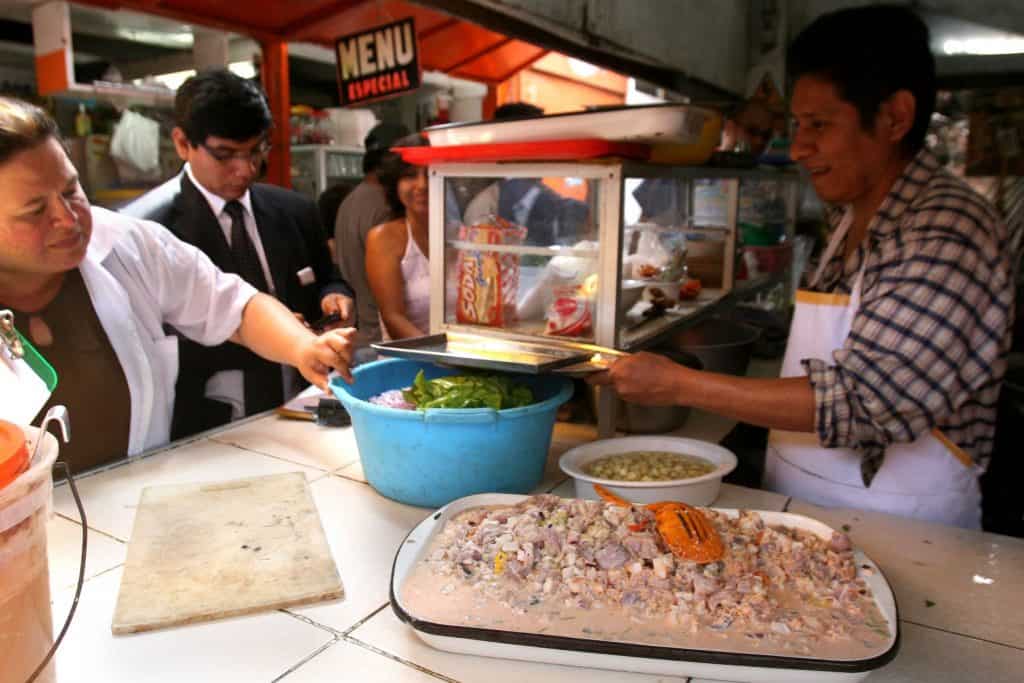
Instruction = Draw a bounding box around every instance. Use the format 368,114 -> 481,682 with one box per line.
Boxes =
649,503 -> 724,564
592,485 -> 724,564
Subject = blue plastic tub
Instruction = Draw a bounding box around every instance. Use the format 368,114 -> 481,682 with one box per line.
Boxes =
330,358 -> 573,508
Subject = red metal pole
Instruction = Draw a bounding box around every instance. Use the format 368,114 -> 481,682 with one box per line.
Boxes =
482,84 -> 497,120
260,39 -> 291,188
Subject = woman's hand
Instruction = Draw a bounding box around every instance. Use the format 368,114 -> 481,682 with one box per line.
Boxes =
587,351 -> 691,406
233,293 -> 356,389
295,327 -> 356,389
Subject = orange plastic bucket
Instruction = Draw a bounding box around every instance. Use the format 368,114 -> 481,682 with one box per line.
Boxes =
1,424 -> 58,683
0,420 -> 28,490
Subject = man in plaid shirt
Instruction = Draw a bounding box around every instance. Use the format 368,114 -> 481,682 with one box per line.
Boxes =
592,5 -> 1013,527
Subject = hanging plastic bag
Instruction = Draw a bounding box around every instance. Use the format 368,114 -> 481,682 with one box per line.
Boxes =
626,223 -> 688,281
109,110 -> 160,178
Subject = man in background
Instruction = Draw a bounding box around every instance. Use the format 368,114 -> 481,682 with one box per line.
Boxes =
720,97 -> 777,156
462,103 -> 589,245
122,68 -> 353,438
334,121 -> 409,354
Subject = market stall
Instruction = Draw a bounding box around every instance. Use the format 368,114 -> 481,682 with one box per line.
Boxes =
373,104 -> 799,435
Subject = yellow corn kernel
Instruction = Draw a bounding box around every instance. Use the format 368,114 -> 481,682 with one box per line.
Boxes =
494,550 -> 507,575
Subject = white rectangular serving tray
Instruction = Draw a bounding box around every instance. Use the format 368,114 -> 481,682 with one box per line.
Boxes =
424,104 -> 714,147
390,493 -> 900,683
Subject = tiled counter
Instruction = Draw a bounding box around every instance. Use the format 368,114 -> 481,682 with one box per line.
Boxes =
43,415 -> 1024,682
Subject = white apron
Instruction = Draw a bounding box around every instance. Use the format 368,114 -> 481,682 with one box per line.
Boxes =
764,214 -> 982,528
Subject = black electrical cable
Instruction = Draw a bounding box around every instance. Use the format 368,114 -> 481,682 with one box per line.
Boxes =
25,460 -> 87,683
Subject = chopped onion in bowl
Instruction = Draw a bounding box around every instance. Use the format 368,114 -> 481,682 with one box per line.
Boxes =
368,389 -> 414,410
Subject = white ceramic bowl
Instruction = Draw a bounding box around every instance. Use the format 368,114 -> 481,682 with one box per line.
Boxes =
558,435 -> 738,506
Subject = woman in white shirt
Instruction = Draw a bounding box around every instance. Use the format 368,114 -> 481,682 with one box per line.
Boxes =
0,96 -> 355,470
365,135 -> 430,341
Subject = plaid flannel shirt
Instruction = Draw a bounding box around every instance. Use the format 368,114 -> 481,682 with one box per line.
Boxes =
804,148 -> 1014,485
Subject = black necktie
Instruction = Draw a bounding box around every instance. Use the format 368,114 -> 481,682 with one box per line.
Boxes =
223,200 -> 282,412
224,200 -> 269,293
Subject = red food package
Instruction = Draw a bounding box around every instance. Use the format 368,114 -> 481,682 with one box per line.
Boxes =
545,289 -> 593,337
455,217 -> 526,327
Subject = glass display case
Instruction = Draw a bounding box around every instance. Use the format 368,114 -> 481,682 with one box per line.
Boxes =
290,144 -> 364,199
429,161 -> 800,349
424,160 -> 799,434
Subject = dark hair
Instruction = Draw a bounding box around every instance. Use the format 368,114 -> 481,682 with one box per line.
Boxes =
363,121 -> 410,174
175,68 -> 272,145
377,133 -> 428,216
787,5 -> 935,156
318,180 -> 359,230
493,102 -> 544,121
0,96 -> 59,165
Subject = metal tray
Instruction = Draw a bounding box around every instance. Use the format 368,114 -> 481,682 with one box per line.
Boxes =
372,333 -> 593,374
390,493 -> 900,682
423,103 -> 713,146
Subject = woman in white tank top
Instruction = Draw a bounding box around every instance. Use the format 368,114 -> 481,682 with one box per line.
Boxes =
365,139 -> 431,341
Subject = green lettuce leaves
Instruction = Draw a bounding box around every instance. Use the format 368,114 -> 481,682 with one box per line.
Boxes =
401,370 -> 535,410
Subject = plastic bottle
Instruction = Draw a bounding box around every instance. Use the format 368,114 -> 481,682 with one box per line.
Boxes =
74,104 -> 92,137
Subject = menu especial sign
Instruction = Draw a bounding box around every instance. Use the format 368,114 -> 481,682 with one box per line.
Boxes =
335,18 -> 420,106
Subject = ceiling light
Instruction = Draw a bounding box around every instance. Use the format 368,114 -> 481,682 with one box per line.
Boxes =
139,61 -> 255,91
943,37 -> 1024,55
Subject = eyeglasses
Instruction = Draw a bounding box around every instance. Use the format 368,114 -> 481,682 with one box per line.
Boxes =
199,140 -> 272,164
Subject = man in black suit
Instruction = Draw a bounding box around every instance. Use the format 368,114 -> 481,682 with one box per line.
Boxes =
122,69 -> 354,438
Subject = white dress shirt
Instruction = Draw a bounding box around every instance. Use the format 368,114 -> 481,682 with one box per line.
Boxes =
184,164 -> 289,418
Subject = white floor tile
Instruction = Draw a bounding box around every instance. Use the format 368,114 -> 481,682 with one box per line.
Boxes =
49,568 -> 334,683
698,621 -> 1024,683
858,621 -> 1024,683
210,416 -> 360,473
284,475 -> 432,633
713,482 -> 788,511
787,500 -> 1024,649
334,456 -> 367,483
51,440 -> 325,541
350,607 -> 688,683
47,514 -> 125,592
279,637 -> 441,682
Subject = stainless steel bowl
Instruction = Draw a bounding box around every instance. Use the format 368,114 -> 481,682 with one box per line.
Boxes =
586,350 -> 701,434
661,317 -> 760,376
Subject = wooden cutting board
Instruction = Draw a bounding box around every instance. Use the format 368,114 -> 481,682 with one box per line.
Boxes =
112,472 -> 343,634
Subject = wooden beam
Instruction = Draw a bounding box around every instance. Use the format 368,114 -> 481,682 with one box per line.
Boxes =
33,2 -> 74,96
417,17 -> 460,41
482,83 -> 497,120
280,0 -> 363,36
260,39 -> 291,189
437,36 -> 513,74
453,45 -> 548,86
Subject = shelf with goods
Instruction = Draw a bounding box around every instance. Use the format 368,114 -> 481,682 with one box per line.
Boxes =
289,144 -> 364,200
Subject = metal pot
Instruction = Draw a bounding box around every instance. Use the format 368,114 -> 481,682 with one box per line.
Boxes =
661,317 -> 760,376
604,349 -> 702,434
